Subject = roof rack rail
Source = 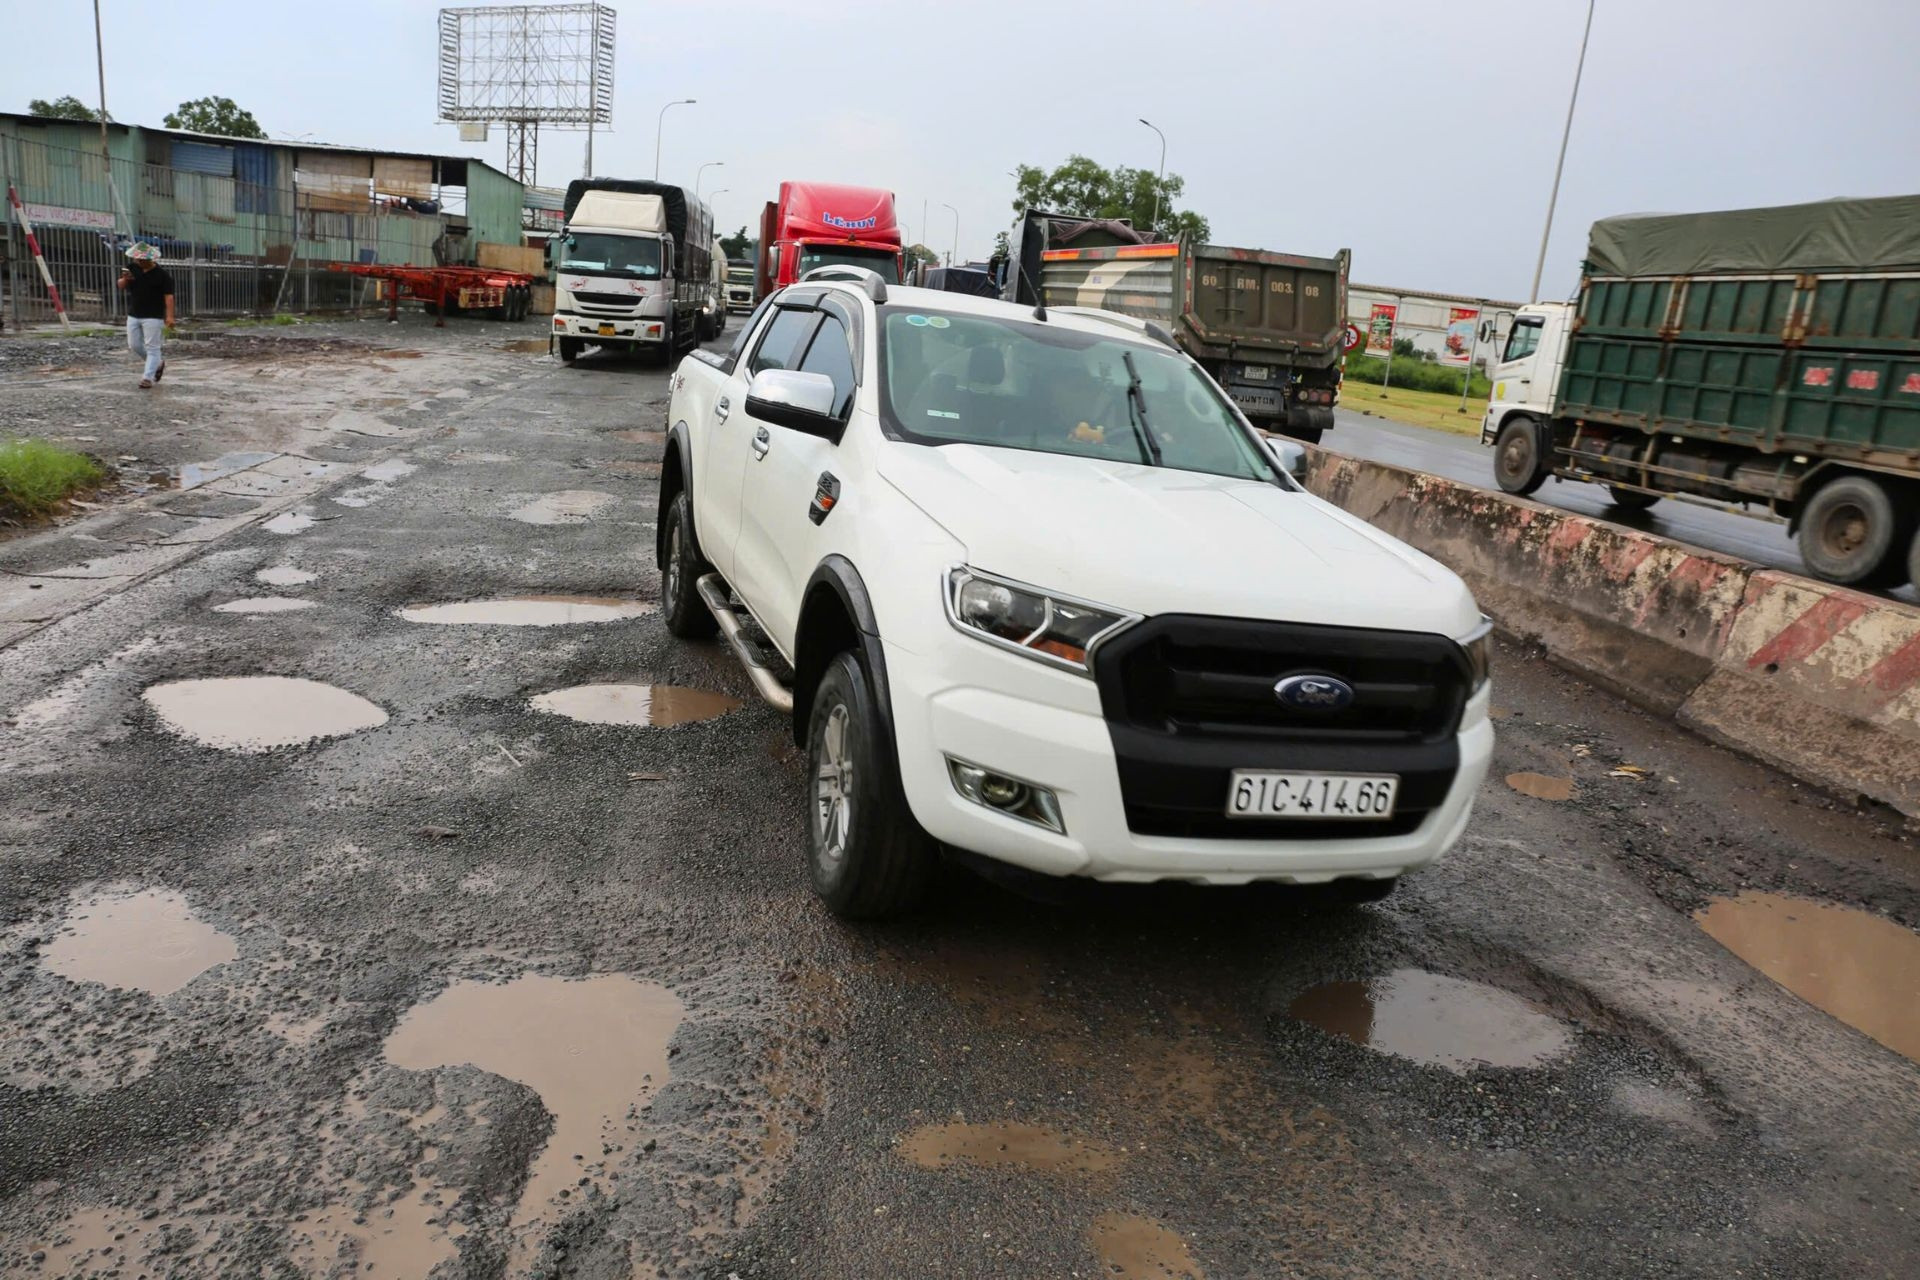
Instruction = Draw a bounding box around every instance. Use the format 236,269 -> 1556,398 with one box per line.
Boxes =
798,264 -> 889,304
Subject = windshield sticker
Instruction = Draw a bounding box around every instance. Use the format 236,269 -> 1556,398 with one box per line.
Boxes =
927,409 -> 960,419
904,314 -> 931,327
926,316 -> 950,329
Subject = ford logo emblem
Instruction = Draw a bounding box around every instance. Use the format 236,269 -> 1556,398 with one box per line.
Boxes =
1274,673 -> 1354,711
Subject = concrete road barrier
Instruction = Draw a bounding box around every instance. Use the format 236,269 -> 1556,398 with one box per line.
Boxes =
1303,448 -> 1920,816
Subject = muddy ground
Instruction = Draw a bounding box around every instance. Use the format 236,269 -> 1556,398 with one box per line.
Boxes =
0,315 -> 1916,1279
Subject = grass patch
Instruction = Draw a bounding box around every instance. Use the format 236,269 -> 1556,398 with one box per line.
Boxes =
224,314 -> 302,328
0,438 -> 106,518
1340,382 -> 1489,437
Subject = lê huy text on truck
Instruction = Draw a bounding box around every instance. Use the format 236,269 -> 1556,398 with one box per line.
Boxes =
551,178 -> 714,364
756,182 -> 903,300
1483,194 -> 1920,589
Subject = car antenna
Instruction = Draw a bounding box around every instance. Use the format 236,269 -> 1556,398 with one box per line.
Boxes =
1016,259 -> 1047,321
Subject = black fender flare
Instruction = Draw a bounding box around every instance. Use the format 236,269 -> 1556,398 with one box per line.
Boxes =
656,422 -> 695,568
793,555 -> 894,752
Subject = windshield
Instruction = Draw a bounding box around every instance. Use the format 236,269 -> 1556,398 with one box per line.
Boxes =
796,243 -> 901,282
878,309 -> 1275,481
559,233 -> 662,279
726,266 -> 754,284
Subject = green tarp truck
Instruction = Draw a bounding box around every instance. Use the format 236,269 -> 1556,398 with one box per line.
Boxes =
1481,194 -> 1920,587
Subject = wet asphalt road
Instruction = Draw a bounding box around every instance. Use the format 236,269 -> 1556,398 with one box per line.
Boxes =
1,322 -> 1918,1279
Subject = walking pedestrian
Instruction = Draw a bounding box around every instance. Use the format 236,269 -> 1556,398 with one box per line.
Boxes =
118,242 -> 174,389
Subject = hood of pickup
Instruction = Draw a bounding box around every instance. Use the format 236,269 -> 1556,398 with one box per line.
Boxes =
876,442 -> 1480,636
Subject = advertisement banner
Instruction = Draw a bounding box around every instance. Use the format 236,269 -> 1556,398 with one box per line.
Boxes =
1364,303 -> 1397,358
1442,306 -> 1480,367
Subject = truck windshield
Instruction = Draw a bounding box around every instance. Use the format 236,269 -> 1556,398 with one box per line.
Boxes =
796,244 -> 900,282
878,309 -> 1274,481
726,266 -> 754,284
559,234 -> 662,279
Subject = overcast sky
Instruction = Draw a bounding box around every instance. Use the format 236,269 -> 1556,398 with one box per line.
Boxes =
8,0 -> 1917,301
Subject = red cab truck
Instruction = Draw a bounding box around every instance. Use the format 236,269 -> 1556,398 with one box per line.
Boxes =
755,182 -> 903,299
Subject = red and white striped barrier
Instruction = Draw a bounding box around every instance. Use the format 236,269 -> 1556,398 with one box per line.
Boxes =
5,182 -> 72,330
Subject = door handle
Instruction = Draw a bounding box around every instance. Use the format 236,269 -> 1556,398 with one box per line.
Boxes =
751,428 -> 771,459
715,396 -> 730,423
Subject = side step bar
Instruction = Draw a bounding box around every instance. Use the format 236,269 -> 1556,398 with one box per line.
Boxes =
696,574 -> 794,713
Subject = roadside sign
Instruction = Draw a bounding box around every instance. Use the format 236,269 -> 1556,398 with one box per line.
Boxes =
1342,322 -> 1363,352
1364,304 -> 1397,358
1441,307 -> 1479,367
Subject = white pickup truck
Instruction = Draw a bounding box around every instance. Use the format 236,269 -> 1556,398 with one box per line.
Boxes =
658,269 -> 1493,918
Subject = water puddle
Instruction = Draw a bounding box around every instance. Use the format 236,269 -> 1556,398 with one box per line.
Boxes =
532,683 -> 741,727
360,458 -> 418,483
142,676 -> 388,751
42,887 -> 237,997
384,974 -> 682,1252
898,1121 -> 1119,1174
1288,969 -> 1573,1073
177,450 -> 277,491
1088,1213 -> 1205,1279
262,511 -> 315,535
509,489 -> 617,525
1506,771 -> 1573,801
1694,891 -> 1920,1063
501,338 -> 551,353
609,429 -> 666,446
212,596 -> 315,614
291,1191 -> 459,1278
255,565 -> 316,586
398,596 -> 655,627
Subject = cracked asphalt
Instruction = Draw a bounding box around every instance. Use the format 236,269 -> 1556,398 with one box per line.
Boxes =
1,318 -> 1917,1279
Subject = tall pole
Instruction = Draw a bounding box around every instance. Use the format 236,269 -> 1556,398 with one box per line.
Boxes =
1529,0 -> 1595,302
92,0 -> 129,240
1139,118 -> 1166,238
695,161 -> 723,200
584,31 -> 596,178
654,98 -> 694,181
940,202 -> 958,266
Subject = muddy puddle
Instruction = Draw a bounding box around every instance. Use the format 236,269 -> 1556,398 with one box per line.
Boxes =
177,450 -> 277,491
1088,1213 -> 1204,1279
262,511 -> 315,535
532,683 -> 742,727
509,489 -> 617,525
1288,969 -> 1573,1073
501,338 -> 552,353
1506,771 -> 1573,801
384,973 -> 682,1253
291,1191 -> 460,1278
398,596 -> 654,627
142,676 -> 387,751
360,458 -> 417,483
609,429 -> 666,445
255,565 -> 316,586
212,596 -> 314,614
1694,891 -> 1920,1062
42,887 -> 237,997
899,1121 -> 1119,1174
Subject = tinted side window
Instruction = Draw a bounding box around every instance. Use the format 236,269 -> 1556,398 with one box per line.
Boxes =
1503,318 -> 1542,363
749,308 -> 820,375
797,314 -> 857,417
722,295 -> 776,371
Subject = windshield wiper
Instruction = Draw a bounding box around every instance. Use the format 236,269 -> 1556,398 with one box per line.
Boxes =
1121,351 -> 1164,467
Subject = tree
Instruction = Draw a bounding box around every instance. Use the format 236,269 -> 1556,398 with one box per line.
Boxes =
163,96 -> 265,139
719,225 -> 755,261
28,95 -> 107,122
905,243 -> 939,268
1011,154 -> 1210,243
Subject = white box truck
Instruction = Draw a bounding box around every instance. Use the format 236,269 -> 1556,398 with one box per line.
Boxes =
552,179 -> 713,364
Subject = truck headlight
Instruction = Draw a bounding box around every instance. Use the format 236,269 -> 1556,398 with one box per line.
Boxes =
1459,618 -> 1493,695
944,567 -> 1135,675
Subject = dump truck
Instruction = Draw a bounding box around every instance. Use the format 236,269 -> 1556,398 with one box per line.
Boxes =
1002,210 -> 1351,441
1483,194 -> 1920,588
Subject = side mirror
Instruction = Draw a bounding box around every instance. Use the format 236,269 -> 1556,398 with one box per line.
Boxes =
662,243 -> 674,277
1478,319 -> 1494,343
746,369 -> 843,441
1266,436 -> 1310,484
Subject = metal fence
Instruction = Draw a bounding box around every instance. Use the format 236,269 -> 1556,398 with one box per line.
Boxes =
1,134 -> 466,328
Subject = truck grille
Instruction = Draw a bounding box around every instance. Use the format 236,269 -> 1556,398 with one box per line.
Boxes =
1092,615 -> 1469,839
572,292 -> 642,310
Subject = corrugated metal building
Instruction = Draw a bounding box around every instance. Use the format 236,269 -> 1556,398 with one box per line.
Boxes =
1347,283 -> 1523,372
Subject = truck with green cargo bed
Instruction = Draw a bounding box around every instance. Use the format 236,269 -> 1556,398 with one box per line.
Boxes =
1483,194 -> 1920,588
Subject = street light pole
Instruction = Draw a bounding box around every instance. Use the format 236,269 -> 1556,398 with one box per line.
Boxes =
695,161 -> 723,200
940,202 -> 959,266
1138,118 -> 1167,238
1529,0 -> 1595,302
654,99 -> 695,181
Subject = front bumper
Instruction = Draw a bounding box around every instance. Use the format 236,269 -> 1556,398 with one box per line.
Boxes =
553,312 -> 667,345
885,634 -> 1492,885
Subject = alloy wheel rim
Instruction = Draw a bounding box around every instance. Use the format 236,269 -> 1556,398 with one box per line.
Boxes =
815,703 -> 853,866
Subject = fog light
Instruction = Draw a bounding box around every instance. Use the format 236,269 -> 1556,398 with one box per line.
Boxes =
947,758 -> 1064,834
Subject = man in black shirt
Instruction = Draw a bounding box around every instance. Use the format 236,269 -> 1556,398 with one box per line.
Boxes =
118,242 -> 174,388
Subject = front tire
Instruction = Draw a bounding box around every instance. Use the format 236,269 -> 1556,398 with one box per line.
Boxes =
1606,485 -> 1660,511
558,336 -> 581,363
661,493 -> 717,639
806,652 -> 935,920
1797,473 -> 1912,587
1493,416 -> 1550,496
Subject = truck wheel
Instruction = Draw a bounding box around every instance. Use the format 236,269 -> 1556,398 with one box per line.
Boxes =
558,336 -> 581,363
1907,525 -> 1920,590
1606,486 -> 1660,512
662,493 -> 718,639
806,651 -> 935,920
1493,416 -> 1550,496
1798,474 -> 1912,587
1284,426 -> 1324,446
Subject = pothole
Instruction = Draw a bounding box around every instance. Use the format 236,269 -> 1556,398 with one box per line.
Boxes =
509,490 -> 616,525
1088,1213 -> 1204,1279
290,1190 -> 459,1279
1287,969 -> 1574,1073
398,596 -> 654,627
1694,891 -> 1920,1063
360,458 -> 418,483
501,338 -> 551,353
212,596 -> 315,614
383,974 -> 682,1257
262,511 -> 315,535
609,429 -> 666,445
1506,771 -> 1573,801
255,565 -> 316,586
142,676 -> 388,751
42,887 -> 237,997
603,459 -> 662,476
531,683 -> 742,727
898,1121 -> 1120,1174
